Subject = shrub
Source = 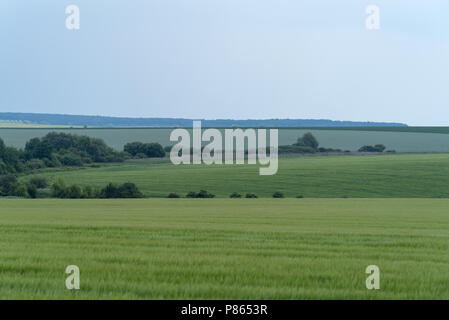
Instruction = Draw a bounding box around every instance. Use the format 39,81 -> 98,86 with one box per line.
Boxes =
197,190 -> 215,198
43,155 -> 61,168
26,183 -> 38,198
229,192 -> 242,198
124,142 -> 165,158
13,184 -> 28,198
100,183 -> 119,198
66,184 -> 83,199
272,191 -> 284,198
245,193 -> 258,198
51,178 -> 68,198
185,190 -> 215,198
100,182 -> 143,198
82,185 -> 95,198
117,182 -> 143,198
28,176 -> 48,189
143,143 -> 165,158
124,142 -> 144,156
167,193 -> 180,198
358,144 -> 386,152
296,195 -> 304,198
186,191 -> 197,198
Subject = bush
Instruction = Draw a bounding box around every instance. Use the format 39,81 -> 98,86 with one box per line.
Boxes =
28,176 -> 48,189
245,193 -> 258,198
51,178 -> 68,198
124,142 -> 165,158
229,192 -> 242,198
26,183 -> 38,198
197,190 -> 215,198
82,185 -> 96,198
185,190 -> 215,198
143,143 -> 166,158
272,191 -> 284,198
117,182 -> 143,198
167,193 -> 180,198
358,144 -> 386,152
13,184 -> 28,198
186,191 -> 197,198
66,184 -> 83,199
100,182 -> 143,198
296,195 -> 304,198
100,183 -> 119,198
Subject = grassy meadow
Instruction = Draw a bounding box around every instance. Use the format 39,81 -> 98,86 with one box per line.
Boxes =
0,198 -> 448,299
25,153 -> 449,198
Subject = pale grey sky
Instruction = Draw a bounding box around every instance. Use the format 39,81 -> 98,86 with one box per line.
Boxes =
1,1 -> 448,125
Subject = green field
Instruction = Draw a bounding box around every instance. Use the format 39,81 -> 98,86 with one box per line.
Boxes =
26,153 -> 449,198
0,199 -> 447,299
3,127 -> 449,152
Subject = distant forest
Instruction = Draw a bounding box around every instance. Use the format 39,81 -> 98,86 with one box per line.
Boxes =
0,112 -> 407,128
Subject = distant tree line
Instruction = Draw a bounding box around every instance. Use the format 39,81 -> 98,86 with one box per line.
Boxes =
0,112 -> 407,127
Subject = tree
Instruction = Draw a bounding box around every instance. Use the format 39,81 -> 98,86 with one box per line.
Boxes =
296,132 -> 319,150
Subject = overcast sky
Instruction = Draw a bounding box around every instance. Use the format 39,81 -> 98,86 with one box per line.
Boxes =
1,0 -> 448,125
